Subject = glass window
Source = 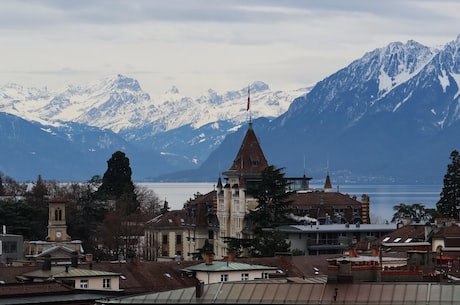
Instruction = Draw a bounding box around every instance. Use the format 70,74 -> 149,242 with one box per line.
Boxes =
162,234 -> 168,244
262,272 -> 269,279
241,273 -> 249,281
176,234 -> 182,244
221,274 -> 228,282
103,278 -> 111,288
80,279 -> 88,289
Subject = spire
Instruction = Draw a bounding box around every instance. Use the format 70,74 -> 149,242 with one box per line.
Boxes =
247,83 -> 252,124
225,124 -> 268,175
323,160 -> 332,192
324,174 -> 332,192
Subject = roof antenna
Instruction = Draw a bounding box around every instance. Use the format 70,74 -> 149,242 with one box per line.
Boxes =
303,154 -> 307,176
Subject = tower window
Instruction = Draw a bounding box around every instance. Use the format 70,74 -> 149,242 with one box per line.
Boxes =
55,208 -> 62,221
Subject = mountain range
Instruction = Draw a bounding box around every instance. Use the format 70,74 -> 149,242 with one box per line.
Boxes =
2,35 -> 460,184
0,77 -> 308,181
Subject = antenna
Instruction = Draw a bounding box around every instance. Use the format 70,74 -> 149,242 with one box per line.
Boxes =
303,154 -> 306,176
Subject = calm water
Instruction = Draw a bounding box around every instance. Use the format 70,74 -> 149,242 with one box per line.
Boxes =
138,182 -> 442,224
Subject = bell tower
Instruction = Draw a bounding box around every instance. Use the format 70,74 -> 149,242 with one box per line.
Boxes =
47,199 -> 70,242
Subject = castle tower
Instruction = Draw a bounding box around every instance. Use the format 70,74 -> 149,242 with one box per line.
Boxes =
215,122 -> 268,258
361,194 -> 370,224
47,199 -> 71,242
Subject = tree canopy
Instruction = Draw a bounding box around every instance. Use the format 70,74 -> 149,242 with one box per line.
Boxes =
224,165 -> 293,257
245,165 -> 293,230
436,150 -> 460,219
96,151 -> 139,214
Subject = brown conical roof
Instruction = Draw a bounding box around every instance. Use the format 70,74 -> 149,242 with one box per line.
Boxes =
225,123 -> 268,176
324,174 -> 332,191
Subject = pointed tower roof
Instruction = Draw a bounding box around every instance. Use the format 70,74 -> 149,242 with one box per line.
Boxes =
324,174 -> 332,192
224,123 -> 268,177
216,176 -> 223,189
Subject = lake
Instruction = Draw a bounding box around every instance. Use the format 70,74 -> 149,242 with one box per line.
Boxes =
138,182 -> 443,224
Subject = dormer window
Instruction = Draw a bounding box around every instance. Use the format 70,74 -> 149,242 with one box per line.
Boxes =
250,155 -> 260,167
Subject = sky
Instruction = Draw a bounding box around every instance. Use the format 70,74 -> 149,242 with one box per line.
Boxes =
1,0 -> 460,97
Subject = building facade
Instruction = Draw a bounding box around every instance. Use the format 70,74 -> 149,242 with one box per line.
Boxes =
144,191 -> 219,261
26,199 -> 84,262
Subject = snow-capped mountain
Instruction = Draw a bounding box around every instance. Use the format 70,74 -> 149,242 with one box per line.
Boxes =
0,76 -> 308,181
3,34 -> 460,183
173,35 -> 460,184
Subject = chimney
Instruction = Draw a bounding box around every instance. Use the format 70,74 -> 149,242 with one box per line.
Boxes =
204,252 -> 213,265
371,248 -> 380,257
227,252 -> 236,262
196,280 -> 204,298
425,222 -> 433,241
71,252 -> 78,268
348,249 -> 358,257
42,256 -> 52,271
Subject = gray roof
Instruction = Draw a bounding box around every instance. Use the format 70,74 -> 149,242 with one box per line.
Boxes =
276,223 -> 397,233
182,261 -> 277,272
21,266 -> 121,280
96,281 -> 460,304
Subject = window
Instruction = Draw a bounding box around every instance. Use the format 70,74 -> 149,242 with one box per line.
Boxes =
262,272 -> 269,279
3,241 -> 17,253
220,274 -> 228,282
162,234 -> 168,244
80,279 -> 88,289
176,234 -> 182,245
241,273 -> 249,281
103,278 -> 111,289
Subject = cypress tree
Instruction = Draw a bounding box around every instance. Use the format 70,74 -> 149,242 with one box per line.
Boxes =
436,150 -> 460,219
97,151 -> 138,214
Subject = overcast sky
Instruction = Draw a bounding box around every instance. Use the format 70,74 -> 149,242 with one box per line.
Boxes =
1,0 -> 460,96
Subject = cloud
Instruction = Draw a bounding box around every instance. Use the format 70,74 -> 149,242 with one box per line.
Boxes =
0,1 -> 460,95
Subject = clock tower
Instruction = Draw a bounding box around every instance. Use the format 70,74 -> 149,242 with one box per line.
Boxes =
47,200 -> 70,242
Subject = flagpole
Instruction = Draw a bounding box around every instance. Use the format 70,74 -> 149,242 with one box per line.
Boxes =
247,84 -> 252,124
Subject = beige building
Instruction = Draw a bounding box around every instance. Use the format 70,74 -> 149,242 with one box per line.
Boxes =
214,122 -> 268,259
20,262 -> 122,291
181,254 -> 278,284
145,122 -> 372,261
144,191 -> 219,261
26,198 -> 84,263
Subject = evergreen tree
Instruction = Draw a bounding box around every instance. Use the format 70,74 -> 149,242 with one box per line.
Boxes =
246,165 -> 292,229
0,175 -> 5,196
244,165 -> 293,256
436,150 -> 460,219
97,151 -> 138,214
31,174 -> 48,203
391,203 -> 437,223
250,230 -> 291,257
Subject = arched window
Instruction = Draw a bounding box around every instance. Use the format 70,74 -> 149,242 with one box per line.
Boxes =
55,208 -> 62,221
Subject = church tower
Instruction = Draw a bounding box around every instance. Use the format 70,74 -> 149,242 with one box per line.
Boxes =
47,199 -> 71,242
215,122 -> 268,258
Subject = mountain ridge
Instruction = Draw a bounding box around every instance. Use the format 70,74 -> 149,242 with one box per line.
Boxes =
2,35 -> 460,183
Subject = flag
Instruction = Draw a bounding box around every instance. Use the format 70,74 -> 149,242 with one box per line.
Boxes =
247,85 -> 250,111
